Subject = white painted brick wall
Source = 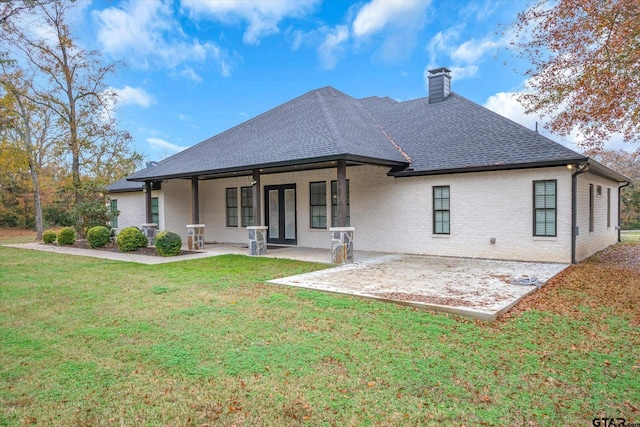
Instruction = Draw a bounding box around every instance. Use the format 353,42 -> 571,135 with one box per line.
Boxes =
156,165 -> 577,262
349,165 -> 573,263
109,190 -> 161,232
575,172 -> 619,261
162,179 -> 192,242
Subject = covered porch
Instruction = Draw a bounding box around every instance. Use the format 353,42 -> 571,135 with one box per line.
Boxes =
134,156 -> 407,264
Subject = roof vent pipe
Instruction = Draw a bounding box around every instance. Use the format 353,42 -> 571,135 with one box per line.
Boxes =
428,67 -> 452,104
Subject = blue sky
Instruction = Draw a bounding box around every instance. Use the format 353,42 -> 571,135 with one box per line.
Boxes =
65,0 -> 621,161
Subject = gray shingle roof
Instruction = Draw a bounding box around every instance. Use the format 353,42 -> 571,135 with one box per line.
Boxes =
128,86 -> 408,181
125,86 -> 591,183
105,177 -> 144,193
360,93 -> 586,173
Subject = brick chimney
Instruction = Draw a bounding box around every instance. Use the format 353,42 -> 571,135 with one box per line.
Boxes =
428,67 -> 451,104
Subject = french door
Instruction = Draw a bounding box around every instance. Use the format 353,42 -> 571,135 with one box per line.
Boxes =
264,184 -> 297,245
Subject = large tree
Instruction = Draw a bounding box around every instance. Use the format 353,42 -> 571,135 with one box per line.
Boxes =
0,0 -> 141,235
1,0 -> 140,206
0,66 -> 60,239
511,0 -> 640,150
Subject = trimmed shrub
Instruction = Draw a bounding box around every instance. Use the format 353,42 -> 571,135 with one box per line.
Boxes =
57,227 -> 77,246
87,226 -> 111,249
155,231 -> 182,256
43,230 -> 57,244
117,227 -> 148,252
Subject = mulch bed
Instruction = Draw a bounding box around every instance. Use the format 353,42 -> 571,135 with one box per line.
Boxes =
69,239 -> 198,257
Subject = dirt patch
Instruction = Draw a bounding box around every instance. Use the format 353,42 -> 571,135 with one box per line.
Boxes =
46,239 -> 198,257
504,242 -> 640,324
0,228 -> 36,242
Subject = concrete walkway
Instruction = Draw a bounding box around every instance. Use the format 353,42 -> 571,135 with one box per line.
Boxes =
5,242 -> 567,320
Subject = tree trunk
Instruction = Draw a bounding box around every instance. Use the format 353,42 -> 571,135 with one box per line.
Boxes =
28,158 -> 44,240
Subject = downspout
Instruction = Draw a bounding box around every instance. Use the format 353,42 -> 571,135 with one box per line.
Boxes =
571,163 -> 590,264
618,181 -> 631,242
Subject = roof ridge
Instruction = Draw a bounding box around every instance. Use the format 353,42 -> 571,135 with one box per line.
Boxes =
359,99 -> 413,164
315,88 -> 347,153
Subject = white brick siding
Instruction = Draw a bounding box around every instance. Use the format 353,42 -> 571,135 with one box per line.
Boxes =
116,165 -> 620,263
151,165 -> 574,262
109,190 -> 162,232
575,172 -> 619,261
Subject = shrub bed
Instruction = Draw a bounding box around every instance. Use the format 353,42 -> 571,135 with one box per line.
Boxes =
87,226 -> 111,249
116,227 -> 148,252
155,231 -> 182,256
43,230 -> 57,244
57,227 -> 76,246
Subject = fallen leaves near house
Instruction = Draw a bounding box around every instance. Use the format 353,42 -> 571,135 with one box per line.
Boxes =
505,242 -> 640,324
585,241 -> 640,272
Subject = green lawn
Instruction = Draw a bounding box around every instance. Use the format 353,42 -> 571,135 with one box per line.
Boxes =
0,243 -> 638,426
621,230 -> 640,242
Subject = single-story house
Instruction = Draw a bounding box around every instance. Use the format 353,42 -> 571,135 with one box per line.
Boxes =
106,68 -> 629,264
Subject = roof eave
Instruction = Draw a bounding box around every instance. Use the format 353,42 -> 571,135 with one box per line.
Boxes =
388,158 -> 588,177
105,187 -> 144,194
127,154 -> 409,182
586,158 -> 632,182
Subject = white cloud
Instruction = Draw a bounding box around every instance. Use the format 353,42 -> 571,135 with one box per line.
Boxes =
181,0 -> 319,45
113,86 -> 156,108
97,86 -> 154,123
427,26 -> 463,63
93,0 -> 235,76
351,0 -> 430,62
179,66 -> 203,83
484,91 -> 540,131
451,38 -> 501,63
449,65 -> 479,80
317,25 -> 349,70
425,23 -> 509,83
147,137 -> 188,154
352,0 -> 429,38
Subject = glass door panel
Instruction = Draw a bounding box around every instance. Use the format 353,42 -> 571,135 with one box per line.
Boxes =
285,189 -> 295,240
268,190 -> 279,239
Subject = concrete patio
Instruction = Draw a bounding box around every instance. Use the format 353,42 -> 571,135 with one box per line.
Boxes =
5,242 -> 567,320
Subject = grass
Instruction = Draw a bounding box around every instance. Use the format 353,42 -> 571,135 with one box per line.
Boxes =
621,230 -> 640,242
1,230 -> 639,426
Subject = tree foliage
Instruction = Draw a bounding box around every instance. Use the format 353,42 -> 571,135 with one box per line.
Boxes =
0,64 -> 60,239
0,1 -> 56,25
0,0 -> 142,235
1,0 -> 141,204
510,0 -> 640,150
